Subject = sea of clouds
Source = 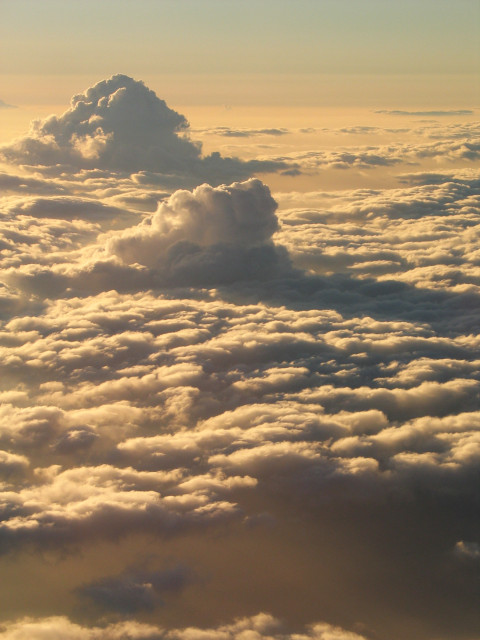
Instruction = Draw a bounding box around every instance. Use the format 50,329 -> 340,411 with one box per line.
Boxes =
0,75 -> 478,640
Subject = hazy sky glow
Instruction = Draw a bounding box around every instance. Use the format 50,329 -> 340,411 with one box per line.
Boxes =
0,2 -> 479,640
2,0 -> 479,75
1,0 -> 479,108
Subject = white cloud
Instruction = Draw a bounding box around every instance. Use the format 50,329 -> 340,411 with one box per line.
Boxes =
103,178 -> 292,286
108,178 -> 279,266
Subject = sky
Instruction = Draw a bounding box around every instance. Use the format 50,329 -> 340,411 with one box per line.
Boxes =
0,2 -> 479,640
2,0 -> 478,74
1,0 -> 479,107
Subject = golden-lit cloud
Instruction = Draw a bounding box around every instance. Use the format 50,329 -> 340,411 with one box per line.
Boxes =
0,74 -> 478,640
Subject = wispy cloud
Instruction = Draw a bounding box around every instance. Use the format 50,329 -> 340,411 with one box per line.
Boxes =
0,99 -> 17,109
375,109 -> 474,116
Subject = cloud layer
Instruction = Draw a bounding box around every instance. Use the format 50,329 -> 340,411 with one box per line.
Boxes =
0,614 -> 369,640
0,77 -> 478,640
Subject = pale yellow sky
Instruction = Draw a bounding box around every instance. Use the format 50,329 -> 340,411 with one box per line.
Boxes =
2,1 -> 478,76
1,73 -> 478,152
1,72 -> 479,110
1,0 -> 479,113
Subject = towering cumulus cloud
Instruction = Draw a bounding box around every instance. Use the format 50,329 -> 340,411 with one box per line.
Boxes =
0,75 -> 199,172
107,178 -> 290,285
0,75 -> 286,184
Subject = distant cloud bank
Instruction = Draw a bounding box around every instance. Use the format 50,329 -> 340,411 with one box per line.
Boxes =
375,109 -> 474,116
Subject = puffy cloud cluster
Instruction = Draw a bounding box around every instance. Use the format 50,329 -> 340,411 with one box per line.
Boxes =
0,614 -> 368,640
0,78 -> 478,640
276,170 -> 480,318
0,288 -> 477,622
0,75 -> 286,185
1,75 -> 195,173
261,138 -> 480,172
106,178 -> 290,285
0,178 -> 292,292
0,463 -> 255,551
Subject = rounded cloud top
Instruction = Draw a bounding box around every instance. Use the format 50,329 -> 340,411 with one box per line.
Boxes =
110,178 -> 279,262
107,178 -> 289,285
0,75 -> 286,183
1,74 -> 200,173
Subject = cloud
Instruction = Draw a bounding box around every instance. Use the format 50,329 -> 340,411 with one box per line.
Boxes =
192,126 -> 289,138
262,148 -> 401,172
0,464 -> 255,551
0,75 -> 287,185
0,79 -> 479,639
166,616 -> 369,640
0,178 -> 293,293
273,171 -> 480,326
0,172 -> 67,195
77,563 -> 193,613
0,450 -> 29,478
0,99 -> 17,109
0,280 -> 478,637
0,614 -> 370,640
375,109 -> 474,116
3,195 -> 137,225
0,75 -> 194,172
454,540 -> 480,561
104,178 -> 293,286
261,137 -> 480,173
109,179 -> 279,262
